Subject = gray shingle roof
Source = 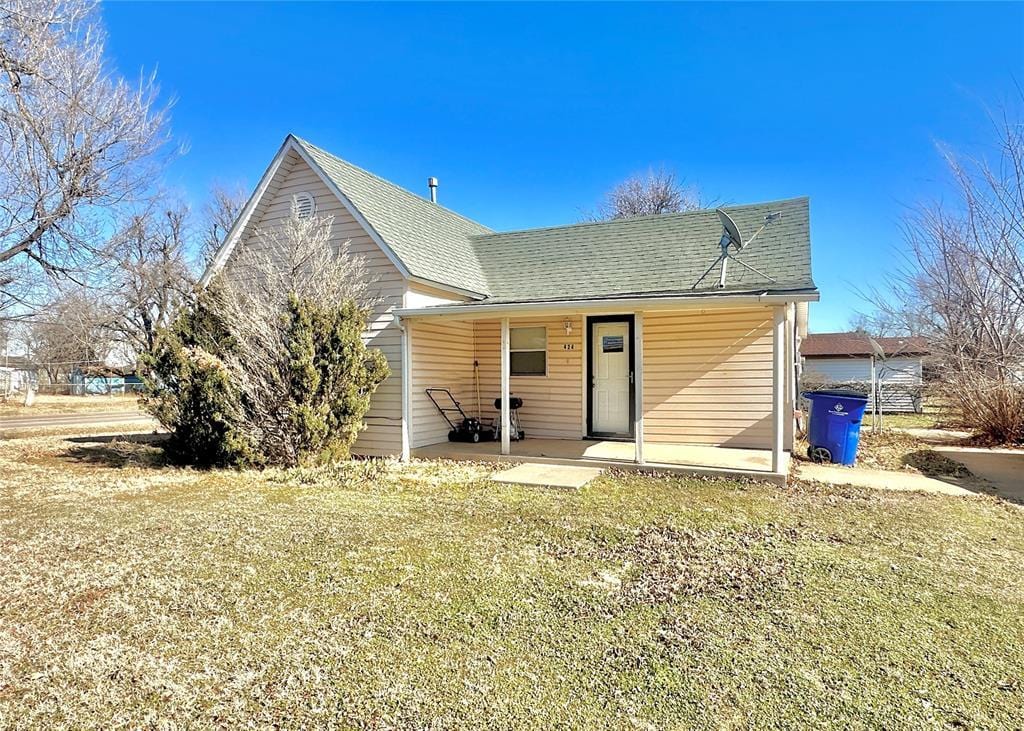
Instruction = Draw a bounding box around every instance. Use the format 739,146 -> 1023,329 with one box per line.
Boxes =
470,198 -> 813,303
294,137 -> 494,294
296,137 -> 815,303
803,332 -> 928,357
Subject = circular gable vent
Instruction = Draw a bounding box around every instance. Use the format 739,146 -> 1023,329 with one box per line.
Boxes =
292,191 -> 316,219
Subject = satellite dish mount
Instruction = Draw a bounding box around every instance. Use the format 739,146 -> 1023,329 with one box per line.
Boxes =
693,209 -> 780,289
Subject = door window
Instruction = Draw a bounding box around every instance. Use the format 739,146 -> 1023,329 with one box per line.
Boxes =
602,335 -> 624,353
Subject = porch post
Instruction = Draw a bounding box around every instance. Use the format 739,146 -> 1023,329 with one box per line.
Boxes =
634,312 -> 645,465
784,303 -> 796,449
772,305 -> 785,473
500,317 -> 511,456
400,317 -> 412,461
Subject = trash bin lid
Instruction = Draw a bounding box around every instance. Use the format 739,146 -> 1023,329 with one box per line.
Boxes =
802,388 -> 869,401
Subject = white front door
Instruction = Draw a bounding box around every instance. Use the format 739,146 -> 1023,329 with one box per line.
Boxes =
591,321 -> 631,435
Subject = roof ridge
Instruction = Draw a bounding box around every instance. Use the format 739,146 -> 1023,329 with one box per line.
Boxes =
471,196 -> 810,239
290,135 -> 493,233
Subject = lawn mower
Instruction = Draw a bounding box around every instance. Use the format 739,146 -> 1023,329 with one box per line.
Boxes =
425,388 -> 495,443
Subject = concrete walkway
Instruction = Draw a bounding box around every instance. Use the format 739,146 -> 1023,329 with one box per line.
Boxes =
894,427 -> 1024,503
932,446 -> 1024,503
896,427 -> 972,444
796,462 -> 981,496
491,463 -> 604,489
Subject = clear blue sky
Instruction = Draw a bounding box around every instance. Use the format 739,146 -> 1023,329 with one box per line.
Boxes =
103,2 -> 1023,332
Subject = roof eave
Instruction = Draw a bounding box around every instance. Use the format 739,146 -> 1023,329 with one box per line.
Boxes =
395,289 -> 819,320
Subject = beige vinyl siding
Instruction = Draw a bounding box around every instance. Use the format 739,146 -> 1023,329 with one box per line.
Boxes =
642,307 -> 774,449
223,150 -> 405,456
405,281 -> 471,308
474,316 -> 584,440
409,319 -> 476,448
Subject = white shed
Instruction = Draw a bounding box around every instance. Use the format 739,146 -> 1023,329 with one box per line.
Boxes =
802,333 -> 927,413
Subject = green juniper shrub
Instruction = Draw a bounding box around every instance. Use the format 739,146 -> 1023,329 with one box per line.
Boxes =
281,294 -> 389,465
142,287 -> 388,468
140,287 -> 258,467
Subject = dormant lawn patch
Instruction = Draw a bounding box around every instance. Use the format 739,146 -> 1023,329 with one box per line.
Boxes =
1,432 -> 1022,728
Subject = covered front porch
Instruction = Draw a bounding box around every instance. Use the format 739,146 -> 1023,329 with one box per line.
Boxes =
397,296 -> 801,484
412,437 -> 786,484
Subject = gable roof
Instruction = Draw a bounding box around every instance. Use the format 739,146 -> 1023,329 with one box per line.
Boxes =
208,135 -> 817,304
803,332 -> 929,358
292,137 -> 494,295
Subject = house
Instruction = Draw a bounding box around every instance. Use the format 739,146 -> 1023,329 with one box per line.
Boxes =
70,366 -> 130,395
123,372 -> 145,393
802,332 -> 928,413
0,355 -> 38,396
202,135 -> 818,482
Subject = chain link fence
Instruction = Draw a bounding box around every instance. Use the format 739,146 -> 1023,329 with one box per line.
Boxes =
799,377 -> 925,414
1,361 -> 143,402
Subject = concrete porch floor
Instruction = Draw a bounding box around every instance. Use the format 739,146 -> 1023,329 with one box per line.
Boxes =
412,438 -> 788,484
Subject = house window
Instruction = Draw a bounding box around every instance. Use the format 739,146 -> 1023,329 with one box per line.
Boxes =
510,326 -> 547,376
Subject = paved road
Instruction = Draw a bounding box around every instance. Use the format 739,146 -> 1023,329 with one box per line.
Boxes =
0,411 -> 156,430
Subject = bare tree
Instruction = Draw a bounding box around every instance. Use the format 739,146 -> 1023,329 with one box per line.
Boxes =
26,286 -> 112,382
849,312 -> 889,337
107,201 -> 195,355
0,315 -> 10,355
874,106 -> 1024,442
588,167 -> 703,220
0,0 -> 169,301
198,183 -> 245,267
0,255 -> 43,319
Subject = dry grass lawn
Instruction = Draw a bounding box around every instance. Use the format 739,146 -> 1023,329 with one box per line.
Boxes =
880,412 -> 945,430
1,431 -> 1022,729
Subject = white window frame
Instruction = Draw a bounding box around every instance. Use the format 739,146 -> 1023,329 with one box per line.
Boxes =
510,326 -> 547,377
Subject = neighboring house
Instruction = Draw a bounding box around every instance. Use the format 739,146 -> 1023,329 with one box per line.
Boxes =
802,332 -> 928,413
0,355 -> 38,396
70,366 -> 130,395
123,372 -> 145,393
202,135 -> 819,480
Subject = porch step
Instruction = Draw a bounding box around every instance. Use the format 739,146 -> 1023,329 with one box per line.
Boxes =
490,462 -> 603,489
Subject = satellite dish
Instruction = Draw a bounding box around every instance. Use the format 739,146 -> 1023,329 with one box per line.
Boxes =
867,336 -> 886,360
692,209 -> 782,289
717,208 -> 745,250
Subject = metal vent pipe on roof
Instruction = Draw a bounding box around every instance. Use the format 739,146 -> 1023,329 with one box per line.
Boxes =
427,177 -> 438,203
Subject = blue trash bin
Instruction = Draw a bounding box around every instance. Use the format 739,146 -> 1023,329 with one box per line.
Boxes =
802,389 -> 869,466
